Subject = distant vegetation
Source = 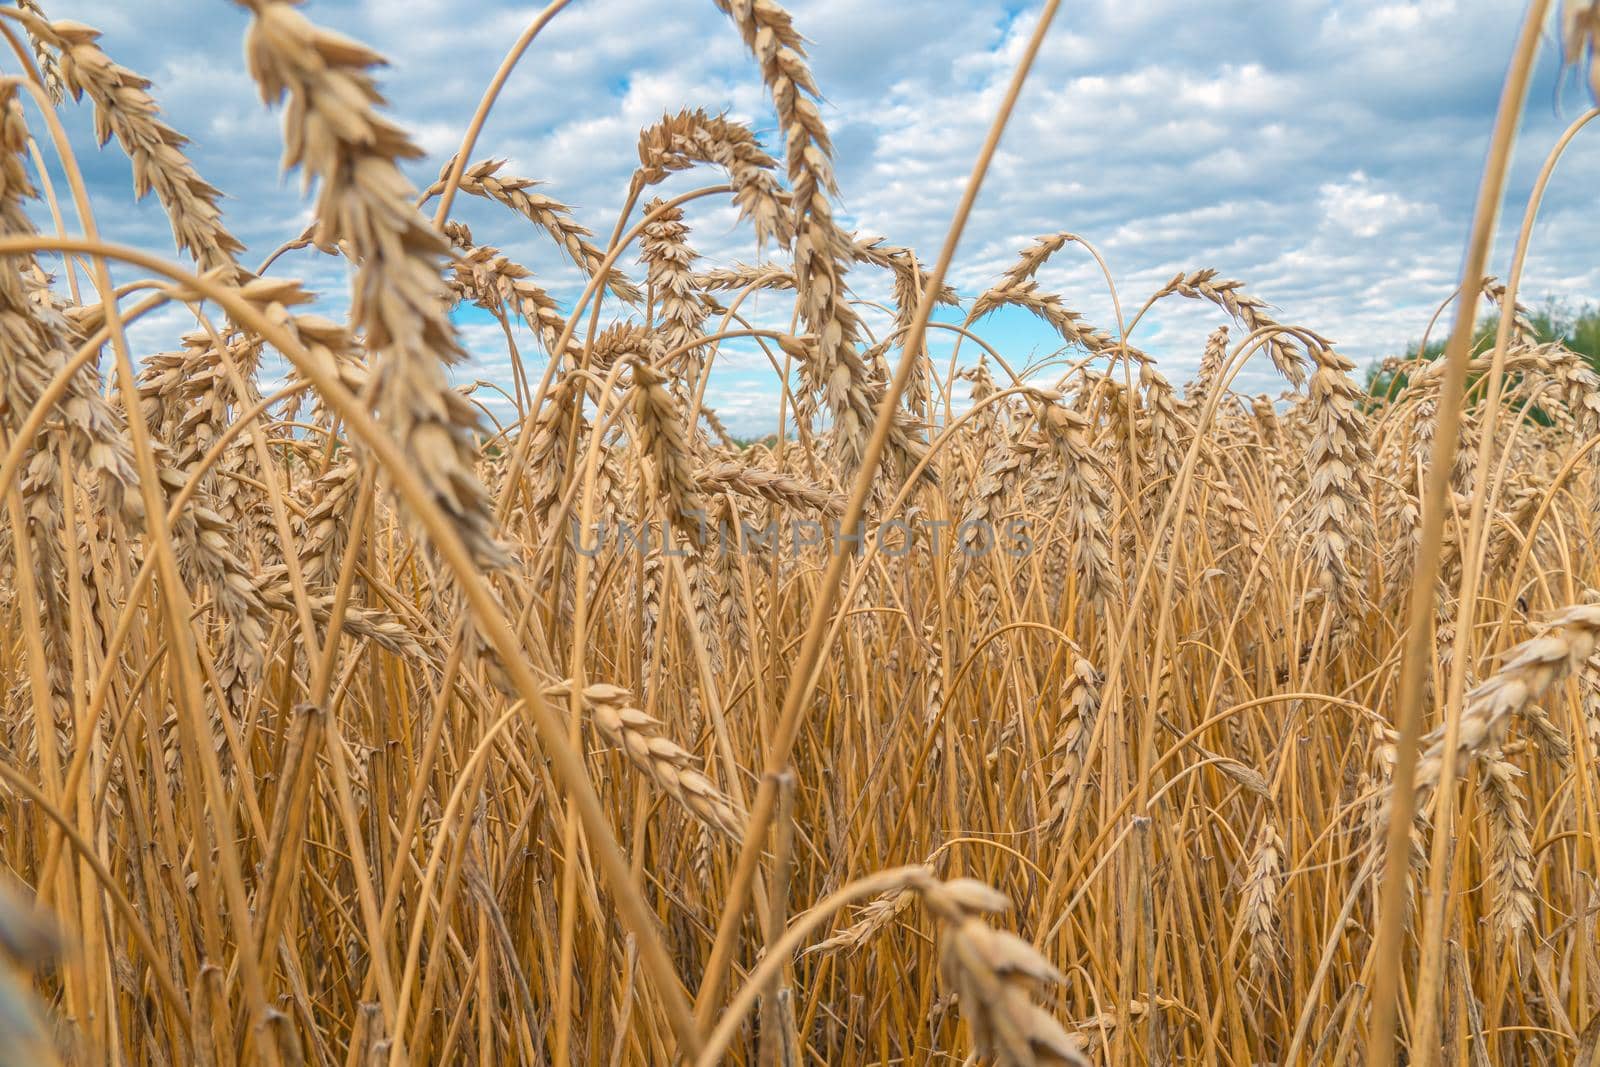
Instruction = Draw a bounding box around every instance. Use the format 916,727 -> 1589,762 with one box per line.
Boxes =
1368,296 -> 1600,398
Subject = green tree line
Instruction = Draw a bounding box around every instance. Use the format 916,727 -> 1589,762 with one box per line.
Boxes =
1367,297 -> 1600,399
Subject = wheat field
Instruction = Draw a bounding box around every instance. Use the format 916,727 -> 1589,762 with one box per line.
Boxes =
1,0 -> 1600,1064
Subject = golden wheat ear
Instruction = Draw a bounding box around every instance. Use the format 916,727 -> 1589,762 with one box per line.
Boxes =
239,0 -> 507,572
919,876 -> 1090,1067
551,680 -> 745,841
426,158 -> 642,303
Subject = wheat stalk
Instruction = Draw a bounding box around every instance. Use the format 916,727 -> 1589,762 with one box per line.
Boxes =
4,8 -> 1600,1064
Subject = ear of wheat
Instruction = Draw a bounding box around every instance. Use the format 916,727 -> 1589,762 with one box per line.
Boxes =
1158,270 -> 1309,389
427,158 -> 642,303
1566,3 -> 1600,97
240,0 -> 507,570
553,681 -> 743,840
1238,822 -> 1284,979
45,18 -> 244,275
919,876 -> 1089,1067
635,108 -> 792,247
1414,603 -> 1600,788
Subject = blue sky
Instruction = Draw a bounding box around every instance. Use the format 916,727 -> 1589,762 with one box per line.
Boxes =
23,0 -> 1600,435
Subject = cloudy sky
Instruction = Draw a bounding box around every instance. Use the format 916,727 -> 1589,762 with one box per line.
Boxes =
22,0 -> 1600,435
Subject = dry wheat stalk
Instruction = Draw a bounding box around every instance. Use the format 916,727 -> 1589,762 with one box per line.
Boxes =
158,455 -> 272,709
1250,394 -> 1297,516
136,331 -> 264,478
919,622 -> 949,784
1530,342 -> 1600,506
33,18 -> 268,545
970,358 -> 1008,427
7,5 -> 1600,1062
1205,470 -> 1265,571
638,542 -> 665,692
1407,387 -> 1478,495
1517,699 -> 1572,766
2,86 -> 268,716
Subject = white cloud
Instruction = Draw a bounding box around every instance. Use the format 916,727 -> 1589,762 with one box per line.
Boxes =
1318,172 -> 1429,239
